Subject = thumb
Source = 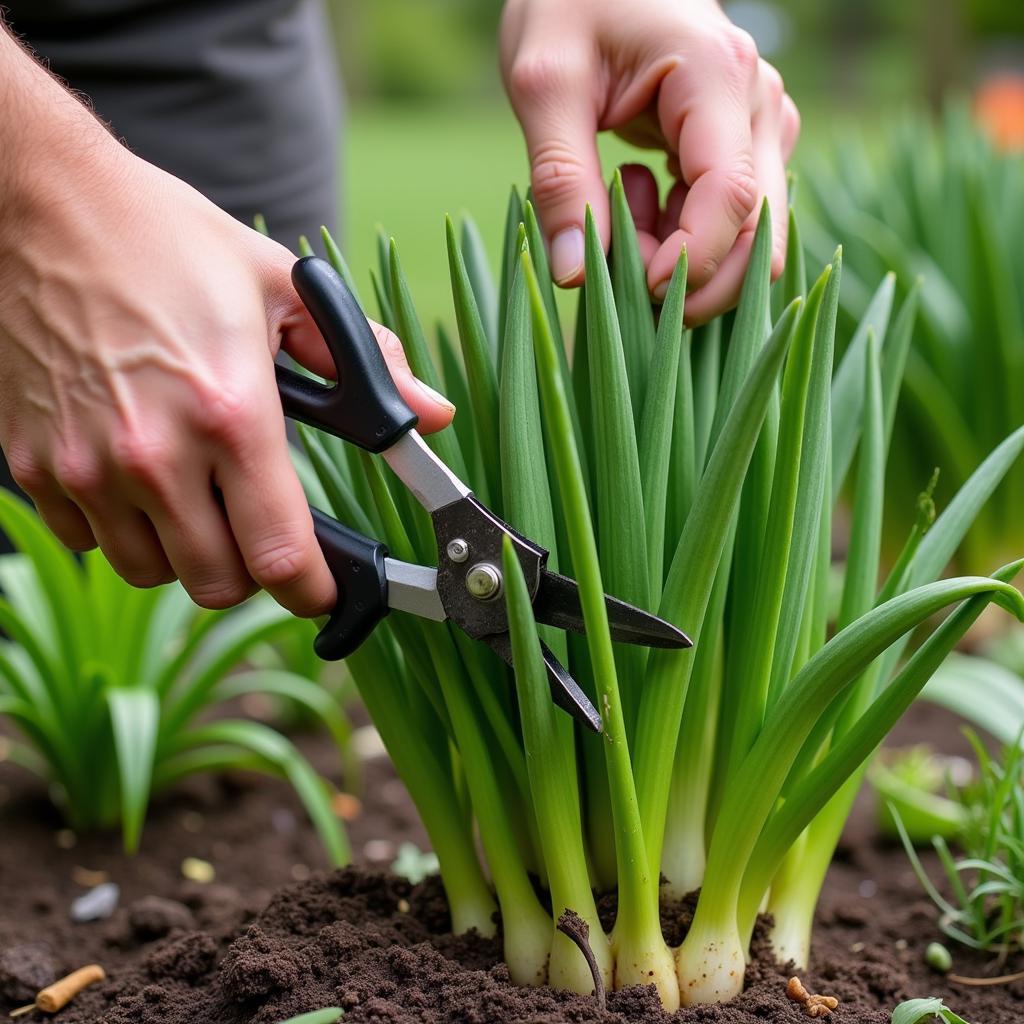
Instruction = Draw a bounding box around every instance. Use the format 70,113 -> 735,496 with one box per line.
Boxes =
258,237 -> 455,435
508,55 -> 607,286
367,321 -> 455,435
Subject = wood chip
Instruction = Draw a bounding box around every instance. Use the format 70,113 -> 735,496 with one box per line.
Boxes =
71,867 -> 108,888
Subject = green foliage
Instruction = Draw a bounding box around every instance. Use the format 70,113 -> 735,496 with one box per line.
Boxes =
801,103 -> 1024,571
300,201 -> 1023,1007
0,491 -> 350,862
893,727 -> 1024,957
892,997 -> 972,1024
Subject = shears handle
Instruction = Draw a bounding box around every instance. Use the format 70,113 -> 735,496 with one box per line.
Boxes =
309,509 -> 391,661
276,256 -> 418,453
276,257 -> 405,659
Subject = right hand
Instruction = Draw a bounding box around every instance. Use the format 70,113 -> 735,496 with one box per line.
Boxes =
0,135 -> 454,617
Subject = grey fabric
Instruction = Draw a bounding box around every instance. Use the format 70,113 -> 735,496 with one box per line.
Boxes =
4,0 -> 342,244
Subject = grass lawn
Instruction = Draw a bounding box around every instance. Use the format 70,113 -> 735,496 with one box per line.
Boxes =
344,101 -> 653,332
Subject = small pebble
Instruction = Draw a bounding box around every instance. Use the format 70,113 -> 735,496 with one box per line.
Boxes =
72,867 -> 108,888
397,899 -> 410,913
857,879 -> 877,898
352,725 -> 387,761
850,942 -> 865,953
331,792 -> 362,821
71,882 -> 120,922
925,941 -> 952,974
181,857 -> 215,884
55,829 -> 77,850
180,811 -> 204,834
895,938 -> 908,951
363,838 -> 395,862
291,863 -> 311,882
271,808 -> 297,835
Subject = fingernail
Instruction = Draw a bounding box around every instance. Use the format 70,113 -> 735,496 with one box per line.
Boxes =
652,280 -> 670,302
550,227 -> 585,285
417,379 -> 455,411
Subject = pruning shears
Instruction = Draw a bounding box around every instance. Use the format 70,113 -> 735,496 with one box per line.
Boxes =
276,256 -> 692,734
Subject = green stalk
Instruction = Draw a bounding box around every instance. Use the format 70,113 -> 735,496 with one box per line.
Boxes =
503,538 -> 612,992
524,249 -> 677,1007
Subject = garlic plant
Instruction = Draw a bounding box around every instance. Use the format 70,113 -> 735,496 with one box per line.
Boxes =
299,175 -> 1024,1007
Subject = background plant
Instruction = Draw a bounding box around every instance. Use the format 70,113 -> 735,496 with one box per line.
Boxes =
893,726 -> 1024,962
799,102 -> 1024,571
0,490 -> 350,861
299,179 -> 1024,1008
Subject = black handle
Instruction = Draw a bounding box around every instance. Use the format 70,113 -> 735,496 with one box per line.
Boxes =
311,508 -> 390,660
277,256 -> 418,454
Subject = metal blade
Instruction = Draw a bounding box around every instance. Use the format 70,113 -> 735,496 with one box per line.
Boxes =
384,558 -> 447,621
485,633 -> 603,734
532,569 -> 692,649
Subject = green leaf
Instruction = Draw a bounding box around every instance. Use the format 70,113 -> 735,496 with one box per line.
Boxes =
921,653 -> 1024,746
497,184 -> 525,362
583,206 -> 649,613
320,226 -> 363,305
610,169 -> 656,419
175,720 -> 350,866
459,214 -> 499,355
447,215 -> 501,503
638,249 -> 686,597
831,272 -> 895,499
276,1009 -> 343,1024
107,688 -> 159,853
891,997 -> 971,1024
634,298 -> 802,869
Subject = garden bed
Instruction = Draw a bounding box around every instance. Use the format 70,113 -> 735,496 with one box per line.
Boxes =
1,704 -> 1021,1024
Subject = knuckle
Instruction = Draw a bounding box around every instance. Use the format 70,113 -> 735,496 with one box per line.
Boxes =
531,145 -> 588,207
122,566 -> 176,590
759,62 -> 784,106
508,51 -> 580,102
187,576 -> 253,610
112,429 -> 174,487
247,531 -> 314,592
721,166 -> 759,225
6,448 -> 48,494
196,383 -> 256,448
720,27 -> 759,80
53,447 -> 104,499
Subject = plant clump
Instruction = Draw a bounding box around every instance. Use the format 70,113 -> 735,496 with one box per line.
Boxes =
299,175 -> 1024,1007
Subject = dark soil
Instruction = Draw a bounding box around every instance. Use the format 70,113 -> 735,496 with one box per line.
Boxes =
1,705 -> 1021,1024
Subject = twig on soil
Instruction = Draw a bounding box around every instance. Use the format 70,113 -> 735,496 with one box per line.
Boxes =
786,976 -> 839,1017
7,964 -> 107,1017
556,909 -> 606,1009
947,970 -> 1024,986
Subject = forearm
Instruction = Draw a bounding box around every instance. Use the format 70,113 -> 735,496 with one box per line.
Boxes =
0,25 -> 120,224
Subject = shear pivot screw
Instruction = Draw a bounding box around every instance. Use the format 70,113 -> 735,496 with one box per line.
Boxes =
446,538 -> 470,563
466,563 -> 502,601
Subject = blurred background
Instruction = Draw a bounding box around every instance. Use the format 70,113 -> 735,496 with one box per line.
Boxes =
330,0 -> 1024,329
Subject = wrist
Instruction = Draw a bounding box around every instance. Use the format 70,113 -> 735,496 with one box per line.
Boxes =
0,29 -> 125,234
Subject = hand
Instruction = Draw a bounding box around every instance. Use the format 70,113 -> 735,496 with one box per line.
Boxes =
0,131 -> 454,616
500,0 -> 800,324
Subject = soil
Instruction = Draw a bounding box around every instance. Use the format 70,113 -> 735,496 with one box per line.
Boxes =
1,705 -> 1021,1024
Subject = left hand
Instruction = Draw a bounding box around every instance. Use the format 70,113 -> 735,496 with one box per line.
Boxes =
500,0 -> 800,324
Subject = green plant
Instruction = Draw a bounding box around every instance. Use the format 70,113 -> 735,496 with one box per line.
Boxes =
892,997 -> 973,1024
299,180 -> 1024,1007
893,727 -> 1024,960
799,102 -> 1024,572
0,490 -> 349,862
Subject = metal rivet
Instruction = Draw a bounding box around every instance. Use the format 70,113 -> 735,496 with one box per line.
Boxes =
446,538 -> 470,563
465,563 -> 502,601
